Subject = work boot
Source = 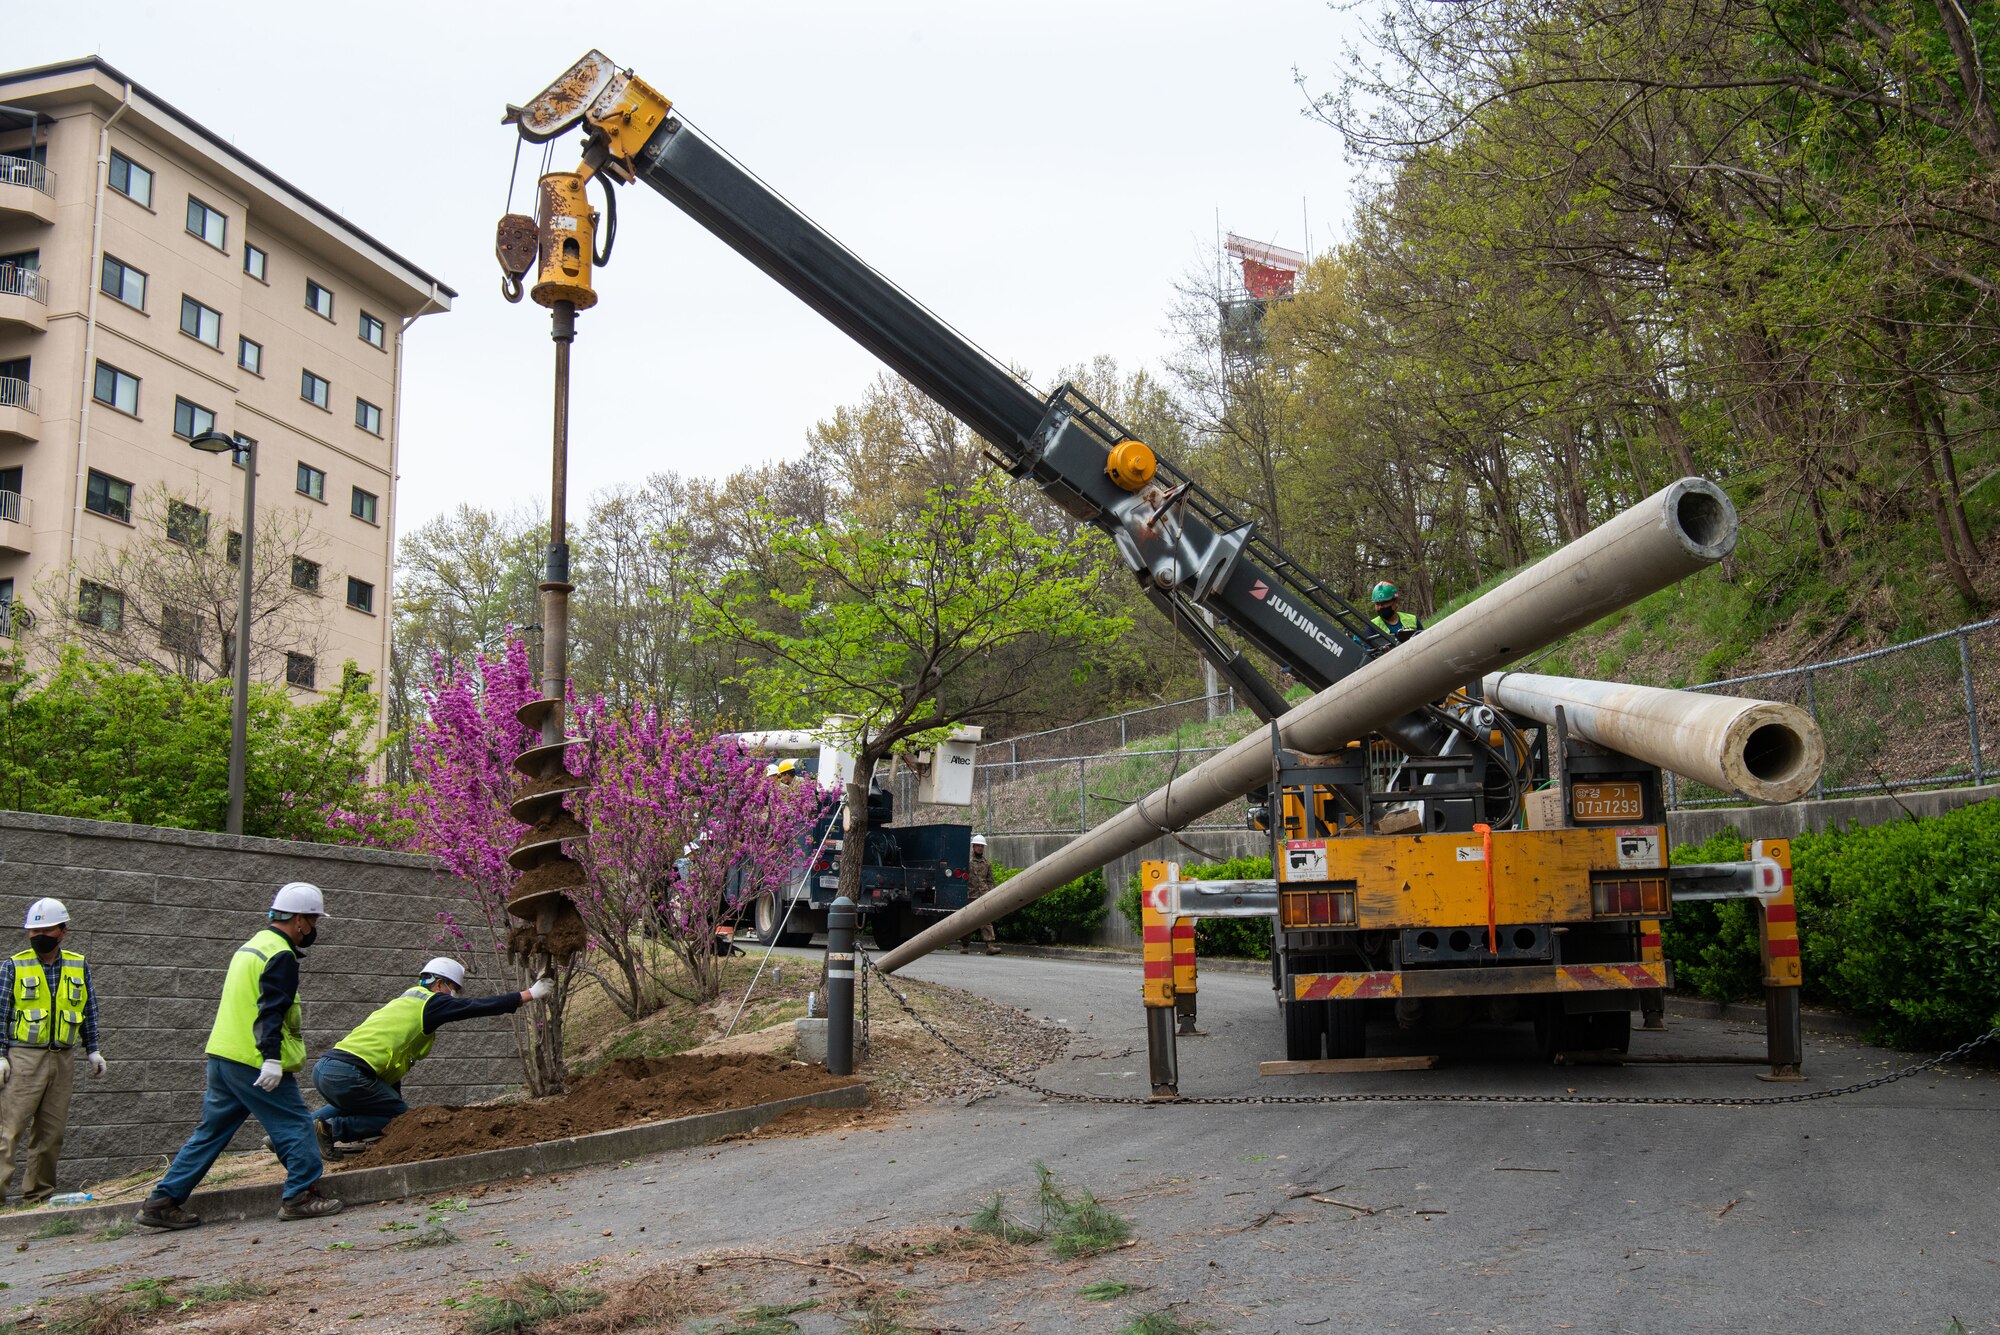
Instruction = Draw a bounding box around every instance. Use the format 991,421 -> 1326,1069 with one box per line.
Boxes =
314,1120 -> 341,1160
276,1184 -> 344,1221
134,1195 -> 202,1231
985,945 -> 1001,956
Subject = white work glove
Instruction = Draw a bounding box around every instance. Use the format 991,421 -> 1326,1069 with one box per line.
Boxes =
88,1051 -> 107,1078
254,1059 -> 284,1091
526,975 -> 554,1002
0,1054 -> 9,1088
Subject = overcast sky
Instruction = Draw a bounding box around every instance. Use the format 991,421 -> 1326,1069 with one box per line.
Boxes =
23,0 -> 1369,537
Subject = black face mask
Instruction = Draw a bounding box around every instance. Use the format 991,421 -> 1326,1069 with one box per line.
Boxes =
296,926 -> 319,950
28,934 -> 59,956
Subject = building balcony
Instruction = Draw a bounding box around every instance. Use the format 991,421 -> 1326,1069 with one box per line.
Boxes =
0,379 -> 38,443
0,156 -> 56,225
0,265 -> 47,333
0,491 -> 28,554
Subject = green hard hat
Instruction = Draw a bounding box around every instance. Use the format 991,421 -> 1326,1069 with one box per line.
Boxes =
1371,581 -> 1399,603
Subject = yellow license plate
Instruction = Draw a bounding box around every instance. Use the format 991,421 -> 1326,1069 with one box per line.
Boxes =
1571,781 -> 1644,822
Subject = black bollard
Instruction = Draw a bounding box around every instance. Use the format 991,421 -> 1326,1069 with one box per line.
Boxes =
826,895 -> 857,1076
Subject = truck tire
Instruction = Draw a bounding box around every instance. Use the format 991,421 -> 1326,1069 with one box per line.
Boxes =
870,905 -> 914,950
1283,999 -> 1330,1060
754,892 -> 816,948
1326,999 -> 1368,1059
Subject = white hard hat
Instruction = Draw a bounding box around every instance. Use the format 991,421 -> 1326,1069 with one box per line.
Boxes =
970,834 -> 987,847
23,898 -> 69,930
269,881 -> 330,918
419,957 -> 466,986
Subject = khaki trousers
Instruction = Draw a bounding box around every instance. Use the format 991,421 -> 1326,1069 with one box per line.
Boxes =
0,1045 -> 76,1202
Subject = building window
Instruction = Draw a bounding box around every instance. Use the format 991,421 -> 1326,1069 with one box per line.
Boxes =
179,295 -> 222,348
238,336 -> 262,374
161,605 -> 200,656
84,469 -> 133,523
301,370 -> 330,410
172,397 -> 217,440
243,243 -> 267,282
108,150 -> 152,207
78,581 -> 125,632
0,577 -> 14,638
346,576 -> 374,614
291,556 -> 320,593
101,254 -> 147,309
286,652 -> 316,690
354,398 -> 382,435
92,362 -> 139,415
166,499 -> 209,549
0,359 -> 26,404
297,463 -> 326,501
359,311 -> 385,349
226,530 -> 242,564
186,196 -> 227,250
305,279 -> 334,320
351,487 -> 378,524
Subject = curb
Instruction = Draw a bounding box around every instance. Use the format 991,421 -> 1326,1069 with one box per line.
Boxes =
0,1082 -> 866,1242
1663,995 -> 1868,1038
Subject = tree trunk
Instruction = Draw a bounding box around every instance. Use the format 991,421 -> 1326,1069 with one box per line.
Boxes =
837,766 -> 875,904
1902,379 -> 1980,605
1926,402 -> 1980,566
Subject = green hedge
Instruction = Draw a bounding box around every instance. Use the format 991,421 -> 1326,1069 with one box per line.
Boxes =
1116,856 -> 1275,960
990,866 -> 1108,945
1668,802 -> 2000,1048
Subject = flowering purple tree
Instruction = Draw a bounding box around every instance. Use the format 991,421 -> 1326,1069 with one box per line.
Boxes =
570,699 -> 823,1015
386,633 -> 575,1095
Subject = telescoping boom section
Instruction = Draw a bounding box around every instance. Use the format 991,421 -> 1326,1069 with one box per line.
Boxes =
505,50 -> 1394,724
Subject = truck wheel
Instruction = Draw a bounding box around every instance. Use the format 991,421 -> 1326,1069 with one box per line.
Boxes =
870,905 -> 913,950
1283,999 -> 1330,1060
754,893 -> 816,947
1326,999 -> 1368,1059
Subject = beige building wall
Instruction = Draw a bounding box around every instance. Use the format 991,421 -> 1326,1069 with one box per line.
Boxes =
0,58 -> 451,734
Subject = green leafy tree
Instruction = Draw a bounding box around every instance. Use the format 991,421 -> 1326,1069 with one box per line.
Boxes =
699,474 -> 1128,900
0,644 -> 379,839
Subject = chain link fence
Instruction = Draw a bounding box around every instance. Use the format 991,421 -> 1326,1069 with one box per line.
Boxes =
1671,617 -> 2000,807
973,691 -> 1236,767
897,619 -> 2000,832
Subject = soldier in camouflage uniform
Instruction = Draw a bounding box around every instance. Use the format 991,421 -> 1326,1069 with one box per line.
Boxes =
958,835 -> 999,955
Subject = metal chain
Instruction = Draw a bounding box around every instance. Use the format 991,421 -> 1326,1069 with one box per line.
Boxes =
857,949 -> 1998,1108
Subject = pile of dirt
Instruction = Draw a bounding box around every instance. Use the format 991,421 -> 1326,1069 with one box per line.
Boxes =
339,1053 -> 859,1168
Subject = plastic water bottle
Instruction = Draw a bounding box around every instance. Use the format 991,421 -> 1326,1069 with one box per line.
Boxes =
48,1192 -> 93,1206
807,990 -> 818,1018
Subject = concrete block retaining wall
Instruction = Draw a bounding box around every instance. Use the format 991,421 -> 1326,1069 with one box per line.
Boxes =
0,812 -> 515,1193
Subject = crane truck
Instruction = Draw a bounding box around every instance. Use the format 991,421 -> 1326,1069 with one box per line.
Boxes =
495,52 -> 1822,1065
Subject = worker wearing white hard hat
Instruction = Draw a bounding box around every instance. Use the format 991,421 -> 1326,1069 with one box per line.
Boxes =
957,834 -> 1000,956
0,898 -> 107,1204
140,883 -> 338,1230
311,956 -> 551,1155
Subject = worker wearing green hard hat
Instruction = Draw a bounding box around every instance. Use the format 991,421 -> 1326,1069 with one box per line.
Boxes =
1370,581 -> 1425,646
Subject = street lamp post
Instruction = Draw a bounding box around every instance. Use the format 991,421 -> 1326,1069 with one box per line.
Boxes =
190,430 -> 255,835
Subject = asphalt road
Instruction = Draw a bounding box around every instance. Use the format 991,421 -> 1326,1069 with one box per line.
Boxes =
7,950 -> 1994,1333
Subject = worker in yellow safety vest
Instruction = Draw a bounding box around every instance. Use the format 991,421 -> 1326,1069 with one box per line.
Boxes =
0,898 -> 107,1204
1369,581 -> 1425,646
313,958 -> 550,1154
137,882 -> 339,1230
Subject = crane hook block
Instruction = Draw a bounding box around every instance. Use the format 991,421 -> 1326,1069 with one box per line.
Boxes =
1107,439 -> 1158,492
530,173 -> 598,310
496,212 -> 537,305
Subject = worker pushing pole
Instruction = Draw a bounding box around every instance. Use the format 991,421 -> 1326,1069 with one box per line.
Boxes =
876,479 -> 1741,972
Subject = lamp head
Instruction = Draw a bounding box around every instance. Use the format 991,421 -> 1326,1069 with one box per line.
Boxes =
189,430 -> 245,457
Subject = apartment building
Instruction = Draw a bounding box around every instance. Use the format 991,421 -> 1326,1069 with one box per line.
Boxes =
0,57 -> 452,727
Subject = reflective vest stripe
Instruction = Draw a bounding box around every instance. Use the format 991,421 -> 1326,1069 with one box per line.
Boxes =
8,949 -> 87,1048
205,928 -> 305,1072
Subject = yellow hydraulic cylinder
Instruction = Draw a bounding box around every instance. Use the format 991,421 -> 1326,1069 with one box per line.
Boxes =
531,172 -> 599,310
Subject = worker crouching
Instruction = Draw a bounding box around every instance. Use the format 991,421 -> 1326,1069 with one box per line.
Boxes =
314,958 -> 551,1156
